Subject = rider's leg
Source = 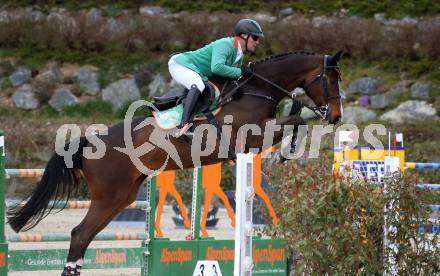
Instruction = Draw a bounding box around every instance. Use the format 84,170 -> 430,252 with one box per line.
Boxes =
168,56 -> 205,135
180,84 -> 201,127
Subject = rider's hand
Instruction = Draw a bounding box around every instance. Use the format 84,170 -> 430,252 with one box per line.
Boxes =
240,63 -> 254,76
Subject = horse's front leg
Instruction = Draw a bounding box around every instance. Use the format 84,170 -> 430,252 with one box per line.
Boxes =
261,114 -> 306,154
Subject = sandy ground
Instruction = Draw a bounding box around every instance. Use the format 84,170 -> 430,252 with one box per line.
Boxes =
5,204 -> 238,276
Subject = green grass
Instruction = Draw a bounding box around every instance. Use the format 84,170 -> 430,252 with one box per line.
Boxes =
63,99 -> 114,118
1,78 -> 12,90
0,101 -> 119,124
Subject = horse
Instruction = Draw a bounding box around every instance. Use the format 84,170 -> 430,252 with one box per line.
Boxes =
7,50 -> 344,275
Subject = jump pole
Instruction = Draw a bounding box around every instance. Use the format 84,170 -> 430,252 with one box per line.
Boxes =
0,130 -> 7,275
235,153 -> 254,276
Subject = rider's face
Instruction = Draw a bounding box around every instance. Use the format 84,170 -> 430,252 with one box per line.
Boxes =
243,34 -> 260,53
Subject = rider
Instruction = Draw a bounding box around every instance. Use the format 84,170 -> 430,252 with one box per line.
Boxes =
168,19 -> 264,136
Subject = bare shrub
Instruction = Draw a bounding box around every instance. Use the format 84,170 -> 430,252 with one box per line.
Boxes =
0,12 -> 35,47
272,17 -> 383,59
382,25 -> 419,59
173,12 -> 240,49
45,12 -> 80,50
73,13 -> 109,52
419,17 -> 440,59
1,10 -> 439,61
133,14 -> 173,51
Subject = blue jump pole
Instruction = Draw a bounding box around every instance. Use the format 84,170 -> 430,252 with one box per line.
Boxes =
406,162 -> 440,170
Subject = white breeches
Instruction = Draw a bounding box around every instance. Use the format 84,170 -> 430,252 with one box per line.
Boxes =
168,54 -> 205,93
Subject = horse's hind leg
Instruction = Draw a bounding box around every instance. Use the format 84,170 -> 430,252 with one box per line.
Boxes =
62,175 -> 146,275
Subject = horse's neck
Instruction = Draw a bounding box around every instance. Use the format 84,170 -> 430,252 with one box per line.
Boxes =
254,55 -> 321,91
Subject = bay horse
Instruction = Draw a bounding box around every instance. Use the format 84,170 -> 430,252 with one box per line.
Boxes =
7,50 -> 344,275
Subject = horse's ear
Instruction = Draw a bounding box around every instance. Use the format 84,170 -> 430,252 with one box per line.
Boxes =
328,50 -> 345,65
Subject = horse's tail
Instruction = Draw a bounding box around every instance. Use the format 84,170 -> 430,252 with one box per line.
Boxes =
7,137 -> 88,232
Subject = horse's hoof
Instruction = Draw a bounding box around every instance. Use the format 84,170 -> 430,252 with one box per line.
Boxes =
61,266 -> 81,276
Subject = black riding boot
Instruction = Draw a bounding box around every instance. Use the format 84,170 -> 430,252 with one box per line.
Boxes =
177,84 -> 201,135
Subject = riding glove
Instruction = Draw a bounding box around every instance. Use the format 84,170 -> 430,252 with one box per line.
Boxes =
240,63 -> 254,76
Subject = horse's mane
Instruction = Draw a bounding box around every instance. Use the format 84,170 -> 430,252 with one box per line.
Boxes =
254,50 -> 318,65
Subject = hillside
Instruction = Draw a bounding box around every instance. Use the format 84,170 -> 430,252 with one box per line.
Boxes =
0,2 -> 439,196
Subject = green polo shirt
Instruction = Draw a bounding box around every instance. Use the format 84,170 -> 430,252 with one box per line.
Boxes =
174,37 -> 243,81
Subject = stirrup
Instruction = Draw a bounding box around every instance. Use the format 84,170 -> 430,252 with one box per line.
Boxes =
175,123 -> 192,138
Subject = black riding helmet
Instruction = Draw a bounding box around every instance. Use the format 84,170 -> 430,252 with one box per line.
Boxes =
234,19 -> 264,38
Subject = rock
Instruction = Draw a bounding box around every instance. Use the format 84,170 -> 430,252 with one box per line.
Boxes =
148,74 -> 168,97
139,6 -> 165,15
134,64 -> 154,97
312,16 -> 336,27
402,16 -> 418,25
0,9 -> 26,23
35,67 -> 63,83
279,8 -> 294,17
106,18 -> 130,38
292,87 -> 305,96
102,78 -> 141,110
380,100 -> 438,124
346,77 -> 379,94
383,17 -> 418,27
12,84 -> 39,110
342,106 -> 377,124
49,88 -> 79,111
410,81 -> 431,99
46,11 -> 76,30
282,94 -> 306,117
60,64 -> 81,83
374,13 -> 387,24
387,83 -> 407,96
9,67 -> 32,87
0,11 -> 9,23
370,84 -> 406,109
87,8 -> 103,22
77,68 -> 100,95
281,99 -> 292,116
29,9 -> 46,22
168,78 -> 182,89
254,13 -> 277,23
370,94 -> 389,109
300,107 -> 317,120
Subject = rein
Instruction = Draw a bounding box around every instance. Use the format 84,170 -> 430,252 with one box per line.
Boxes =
219,55 -> 341,120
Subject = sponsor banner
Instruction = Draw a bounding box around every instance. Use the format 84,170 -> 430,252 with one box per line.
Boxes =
9,248 -> 144,271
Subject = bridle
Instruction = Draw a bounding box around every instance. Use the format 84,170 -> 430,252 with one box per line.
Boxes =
220,54 -> 342,120
301,54 -> 342,119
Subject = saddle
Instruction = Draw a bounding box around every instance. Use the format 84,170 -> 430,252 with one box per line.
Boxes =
151,81 -> 236,160
153,83 -> 216,114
